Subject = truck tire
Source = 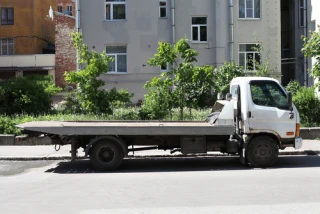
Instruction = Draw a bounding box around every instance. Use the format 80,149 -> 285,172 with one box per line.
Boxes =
246,136 -> 279,168
90,141 -> 124,171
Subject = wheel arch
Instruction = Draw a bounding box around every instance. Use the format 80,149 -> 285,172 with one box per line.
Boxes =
85,136 -> 128,157
250,133 -> 281,147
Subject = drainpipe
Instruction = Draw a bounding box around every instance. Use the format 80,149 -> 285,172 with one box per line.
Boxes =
229,0 -> 234,61
76,0 -> 81,71
170,0 -> 176,120
303,0 -> 308,86
171,0 -> 175,44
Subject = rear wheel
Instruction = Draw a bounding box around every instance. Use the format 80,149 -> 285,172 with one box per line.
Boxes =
90,141 -> 124,171
246,136 -> 279,168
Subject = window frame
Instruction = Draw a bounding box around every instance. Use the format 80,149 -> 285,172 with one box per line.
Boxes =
310,20 -> 316,32
105,0 -> 127,21
191,16 -> 208,43
57,5 -> 63,13
67,5 -> 73,16
159,0 -> 167,18
299,0 -> 306,28
238,0 -> 261,20
1,7 -> 14,25
0,38 -> 14,55
238,43 -> 261,71
249,80 -> 290,110
106,46 -> 128,73
160,63 -> 168,72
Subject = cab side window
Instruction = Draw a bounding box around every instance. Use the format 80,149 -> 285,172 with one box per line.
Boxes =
250,81 -> 289,110
231,85 -> 239,98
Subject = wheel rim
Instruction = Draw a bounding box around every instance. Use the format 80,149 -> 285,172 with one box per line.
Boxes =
97,147 -> 115,163
254,144 -> 272,160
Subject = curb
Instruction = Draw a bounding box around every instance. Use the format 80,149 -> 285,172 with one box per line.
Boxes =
1,151 -> 319,161
300,128 -> 320,140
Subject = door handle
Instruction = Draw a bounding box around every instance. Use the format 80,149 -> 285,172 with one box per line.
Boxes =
289,112 -> 294,119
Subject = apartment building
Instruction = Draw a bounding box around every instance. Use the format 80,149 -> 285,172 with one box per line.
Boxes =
281,0 -> 314,87
78,0 -> 281,103
0,0 -> 56,81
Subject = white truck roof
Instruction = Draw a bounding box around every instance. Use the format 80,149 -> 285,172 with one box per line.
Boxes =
231,77 -> 280,85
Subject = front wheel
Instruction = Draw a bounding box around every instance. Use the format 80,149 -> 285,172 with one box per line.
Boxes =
246,136 -> 279,168
90,141 -> 124,171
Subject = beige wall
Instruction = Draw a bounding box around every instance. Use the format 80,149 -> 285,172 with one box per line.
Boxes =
233,0 -> 282,80
80,0 -> 282,103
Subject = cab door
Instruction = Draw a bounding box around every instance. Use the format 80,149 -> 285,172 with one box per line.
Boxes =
247,80 -> 296,139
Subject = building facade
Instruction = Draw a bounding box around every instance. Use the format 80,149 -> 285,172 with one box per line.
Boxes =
280,0 -> 318,87
0,0 -> 56,80
57,0 -> 76,17
77,0 -> 281,103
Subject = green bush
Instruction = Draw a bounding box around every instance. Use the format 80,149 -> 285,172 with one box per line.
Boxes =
64,32 -> 134,114
293,87 -> 320,127
286,80 -> 301,96
214,62 -> 244,95
0,75 -> 61,115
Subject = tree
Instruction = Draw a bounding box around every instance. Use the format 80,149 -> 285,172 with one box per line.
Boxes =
64,32 -> 133,114
302,28 -> 320,81
142,38 -> 215,120
214,62 -> 244,95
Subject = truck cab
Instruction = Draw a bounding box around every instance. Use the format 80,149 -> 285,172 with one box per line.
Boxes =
228,77 -> 302,167
230,77 -> 301,144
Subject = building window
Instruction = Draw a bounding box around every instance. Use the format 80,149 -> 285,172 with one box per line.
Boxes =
106,46 -> 127,73
58,6 -> 63,13
191,17 -> 207,42
67,5 -> 73,16
311,20 -> 316,32
0,38 -> 14,55
239,0 -> 260,19
159,0 -> 167,18
239,44 -> 260,71
160,63 -> 168,72
299,0 -> 306,27
105,0 -> 126,21
1,7 -> 14,25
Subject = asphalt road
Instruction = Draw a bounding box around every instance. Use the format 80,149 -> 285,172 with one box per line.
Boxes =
1,156 -> 320,213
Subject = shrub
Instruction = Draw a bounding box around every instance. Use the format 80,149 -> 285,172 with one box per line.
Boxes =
214,62 -> 244,95
286,80 -> 301,96
0,75 -> 61,115
144,38 -> 215,120
293,86 -> 320,126
64,32 -> 134,114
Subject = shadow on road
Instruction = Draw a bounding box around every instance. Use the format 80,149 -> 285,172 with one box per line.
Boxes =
45,155 -> 320,174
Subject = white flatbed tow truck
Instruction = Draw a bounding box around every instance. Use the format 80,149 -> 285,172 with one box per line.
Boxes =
17,77 -> 303,171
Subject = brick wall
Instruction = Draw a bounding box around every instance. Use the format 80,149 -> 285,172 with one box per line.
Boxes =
55,13 -> 76,88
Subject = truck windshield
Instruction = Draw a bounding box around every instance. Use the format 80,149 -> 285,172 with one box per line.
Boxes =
250,81 -> 290,110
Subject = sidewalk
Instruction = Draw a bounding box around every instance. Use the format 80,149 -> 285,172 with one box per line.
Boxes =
0,140 -> 320,160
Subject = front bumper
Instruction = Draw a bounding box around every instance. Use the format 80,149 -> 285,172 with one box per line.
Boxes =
295,137 -> 303,149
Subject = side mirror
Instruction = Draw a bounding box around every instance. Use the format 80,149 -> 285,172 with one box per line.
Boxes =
287,92 -> 293,111
226,93 -> 232,101
217,93 -> 224,100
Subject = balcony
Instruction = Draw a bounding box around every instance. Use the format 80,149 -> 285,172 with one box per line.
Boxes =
0,54 -> 55,70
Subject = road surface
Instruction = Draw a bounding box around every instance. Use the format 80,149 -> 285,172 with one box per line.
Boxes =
1,155 -> 320,213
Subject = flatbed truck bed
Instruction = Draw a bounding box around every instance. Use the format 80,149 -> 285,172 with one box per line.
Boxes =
17,121 -> 235,136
